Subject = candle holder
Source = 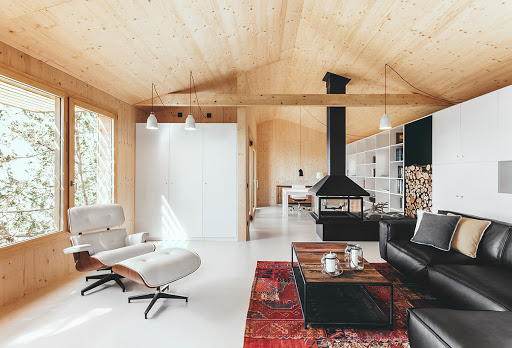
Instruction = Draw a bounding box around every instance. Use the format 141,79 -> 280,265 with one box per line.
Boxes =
321,252 -> 343,276
345,244 -> 364,270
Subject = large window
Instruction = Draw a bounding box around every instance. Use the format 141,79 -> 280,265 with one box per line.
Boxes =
71,104 -> 115,207
0,76 -> 63,247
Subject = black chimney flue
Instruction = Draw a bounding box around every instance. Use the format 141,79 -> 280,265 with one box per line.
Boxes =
309,72 -> 369,197
323,72 -> 351,175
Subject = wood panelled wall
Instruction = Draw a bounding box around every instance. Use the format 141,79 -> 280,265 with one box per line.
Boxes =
0,41 -> 144,307
257,119 -> 326,206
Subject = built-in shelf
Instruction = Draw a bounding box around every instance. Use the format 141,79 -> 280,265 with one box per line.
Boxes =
347,125 -> 405,213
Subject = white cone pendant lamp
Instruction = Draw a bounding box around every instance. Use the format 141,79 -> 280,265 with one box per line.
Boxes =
185,71 -> 197,130
380,64 -> 392,130
146,83 -> 158,129
380,113 -> 391,130
147,112 -> 158,129
185,114 -> 196,130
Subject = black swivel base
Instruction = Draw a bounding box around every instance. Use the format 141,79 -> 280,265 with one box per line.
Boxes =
128,285 -> 188,319
81,269 -> 125,296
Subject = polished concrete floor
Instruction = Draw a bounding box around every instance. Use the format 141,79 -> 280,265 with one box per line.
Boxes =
0,207 -> 383,348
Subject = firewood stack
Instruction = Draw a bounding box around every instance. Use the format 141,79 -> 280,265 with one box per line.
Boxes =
405,164 -> 432,218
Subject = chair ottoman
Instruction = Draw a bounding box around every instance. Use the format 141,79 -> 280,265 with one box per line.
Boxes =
113,248 -> 201,318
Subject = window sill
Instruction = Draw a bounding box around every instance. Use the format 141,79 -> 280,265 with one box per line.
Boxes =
0,231 -> 69,259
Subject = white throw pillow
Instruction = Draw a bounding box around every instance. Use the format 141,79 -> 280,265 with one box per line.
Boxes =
413,210 -> 425,236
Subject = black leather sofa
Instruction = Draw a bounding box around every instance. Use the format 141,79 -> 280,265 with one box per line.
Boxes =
379,210 -> 512,348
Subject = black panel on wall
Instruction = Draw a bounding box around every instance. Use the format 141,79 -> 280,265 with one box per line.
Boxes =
405,116 -> 432,166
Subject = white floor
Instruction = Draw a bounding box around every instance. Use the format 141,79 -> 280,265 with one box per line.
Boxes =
0,207 -> 383,348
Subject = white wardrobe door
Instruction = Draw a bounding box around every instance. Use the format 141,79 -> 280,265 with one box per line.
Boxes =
498,85 -> 512,161
460,91 -> 499,163
432,163 -> 460,213
135,124 -> 170,240
460,162 -> 499,220
202,124 -> 237,239
168,124 -> 203,240
432,105 -> 460,165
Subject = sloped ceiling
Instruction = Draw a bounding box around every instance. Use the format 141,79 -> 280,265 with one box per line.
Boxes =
0,0 -> 511,138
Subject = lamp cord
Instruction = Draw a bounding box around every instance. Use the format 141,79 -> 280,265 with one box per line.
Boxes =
152,84 -> 179,119
385,64 -> 454,104
190,72 -> 208,119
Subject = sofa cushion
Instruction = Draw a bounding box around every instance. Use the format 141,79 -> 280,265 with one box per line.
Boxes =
407,308 -> 512,348
386,240 -> 475,283
439,210 -> 512,265
411,212 -> 461,251
428,264 -> 512,311
448,213 -> 491,258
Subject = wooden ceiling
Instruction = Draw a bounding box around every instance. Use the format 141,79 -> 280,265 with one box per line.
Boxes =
1,0 -> 511,138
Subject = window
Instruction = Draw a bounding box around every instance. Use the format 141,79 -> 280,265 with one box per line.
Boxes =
0,76 -> 63,247
71,102 -> 115,207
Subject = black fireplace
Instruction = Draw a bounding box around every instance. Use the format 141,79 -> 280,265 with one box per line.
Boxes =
309,72 -> 378,241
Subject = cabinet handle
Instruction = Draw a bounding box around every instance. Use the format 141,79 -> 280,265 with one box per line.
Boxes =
460,195 -> 464,198
455,195 -> 459,197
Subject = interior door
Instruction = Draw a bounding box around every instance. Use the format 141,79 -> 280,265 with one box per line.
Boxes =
460,162 -> 498,219
251,147 -> 257,214
202,124 -> 237,239
69,99 -> 116,208
432,163 -> 460,213
135,124 -> 170,240
460,91 -> 499,163
432,105 -> 460,164
168,124 -> 203,239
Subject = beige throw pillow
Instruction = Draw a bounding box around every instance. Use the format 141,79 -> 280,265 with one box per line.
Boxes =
448,213 -> 491,258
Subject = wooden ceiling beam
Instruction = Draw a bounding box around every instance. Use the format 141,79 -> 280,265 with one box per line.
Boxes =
135,93 -> 451,107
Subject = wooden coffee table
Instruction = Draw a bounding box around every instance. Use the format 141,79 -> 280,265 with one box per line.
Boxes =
291,242 -> 393,329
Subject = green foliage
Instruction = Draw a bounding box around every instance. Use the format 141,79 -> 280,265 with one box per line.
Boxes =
0,103 -> 114,247
0,104 -> 58,246
74,111 -> 99,207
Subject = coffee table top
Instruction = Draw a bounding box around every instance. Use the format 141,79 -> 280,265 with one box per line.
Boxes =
292,242 -> 391,285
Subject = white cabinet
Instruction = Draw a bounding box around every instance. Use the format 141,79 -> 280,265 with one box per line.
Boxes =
432,105 -> 460,164
135,125 -> 170,241
460,91 -> 499,163
459,162 -> 498,220
136,123 -> 237,241
432,163 -> 460,213
432,87 -> 511,222
202,124 -> 237,239
498,85 -> 512,161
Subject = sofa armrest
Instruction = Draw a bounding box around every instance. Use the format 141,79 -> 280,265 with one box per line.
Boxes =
125,232 -> 149,246
63,244 -> 95,255
379,220 -> 417,260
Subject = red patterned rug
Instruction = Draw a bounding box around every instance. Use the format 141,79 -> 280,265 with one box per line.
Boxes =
243,261 -> 439,348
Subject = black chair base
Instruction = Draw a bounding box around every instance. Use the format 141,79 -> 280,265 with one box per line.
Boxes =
81,270 -> 125,296
128,285 -> 188,319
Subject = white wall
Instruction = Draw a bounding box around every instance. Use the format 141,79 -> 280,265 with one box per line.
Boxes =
432,84 -> 512,222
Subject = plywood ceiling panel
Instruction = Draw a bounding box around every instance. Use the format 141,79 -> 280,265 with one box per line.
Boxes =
0,0 -> 511,140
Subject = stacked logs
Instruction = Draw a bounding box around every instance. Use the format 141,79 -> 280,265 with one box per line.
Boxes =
405,164 -> 432,218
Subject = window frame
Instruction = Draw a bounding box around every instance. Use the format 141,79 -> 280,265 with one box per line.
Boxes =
69,98 -> 118,210
0,67 -> 118,251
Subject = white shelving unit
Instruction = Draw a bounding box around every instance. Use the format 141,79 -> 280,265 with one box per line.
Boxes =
347,125 -> 405,213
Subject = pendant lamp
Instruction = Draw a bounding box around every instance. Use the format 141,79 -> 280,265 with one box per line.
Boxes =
298,107 -> 303,177
380,65 -> 392,130
146,83 -> 158,129
185,71 -> 196,130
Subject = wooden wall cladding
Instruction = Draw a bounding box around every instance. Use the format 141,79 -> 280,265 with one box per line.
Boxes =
256,119 -> 326,206
0,41 -> 143,307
